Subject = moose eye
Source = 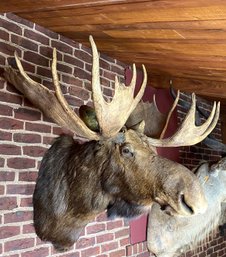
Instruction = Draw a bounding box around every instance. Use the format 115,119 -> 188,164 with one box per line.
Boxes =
121,144 -> 134,158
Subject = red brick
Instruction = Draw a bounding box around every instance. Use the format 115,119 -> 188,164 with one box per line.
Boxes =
0,185 -> 4,195
214,245 -> 222,251
24,51 -> 49,67
5,84 -> 21,96
6,13 -> 33,28
84,81 -> 92,91
96,233 -> 114,244
13,133 -> 41,144
218,249 -> 224,256
76,237 -> 95,249
0,117 -> 23,130
5,238 -> 35,252
11,34 -> 38,51
0,197 -> 17,210
23,145 -> 47,157
74,67 -> 91,81
25,122 -> 51,133
64,55 -> 84,69
0,28 -> 9,41
198,252 -> 205,257
20,197 -> 33,207
103,87 -> 112,97
0,78 -> 5,89
103,70 -> 116,81
52,126 -> 65,135
24,29 -> 50,45
0,91 -> 22,105
101,241 -> 118,253
39,45 -> 62,60
111,65 -> 124,76
14,108 -> 41,121
60,34 -> 79,47
0,144 -> 21,155
120,237 -> 130,247
115,228 -> 129,239
0,157 -> 4,167
43,136 -> 55,145
0,41 -> 22,57
62,74 -> 83,87
23,223 -> 34,234
19,172 -> 38,182
126,245 -> 133,255
0,18 -> 22,35
34,19 -> 57,35
0,171 -> 15,181
132,244 -> 138,254
0,55 -> 5,66
57,63 -> 73,74
86,223 -> 106,235
109,249 -> 126,257
65,95 -> 84,108
36,66 -> 52,78
4,211 -> 33,223
0,226 -> 20,239
74,49 -> 92,63
0,130 -> 12,141
0,103 -> 13,116
7,184 -> 35,195
52,40 -> 73,55
69,86 -> 90,101
107,220 -> 123,230
42,79 -> 67,93
7,157 -> 36,169
96,212 -> 108,222
81,246 -> 100,257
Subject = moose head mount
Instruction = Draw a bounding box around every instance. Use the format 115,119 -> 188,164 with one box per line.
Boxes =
147,157 -> 226,257
3,36 -> 220,251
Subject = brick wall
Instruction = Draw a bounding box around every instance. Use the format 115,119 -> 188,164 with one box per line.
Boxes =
177,93 -> 226,257
0,13 -> 152,257
0,12 -> 225,257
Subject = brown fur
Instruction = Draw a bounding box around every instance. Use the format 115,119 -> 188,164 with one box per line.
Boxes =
33,130 -> 206,251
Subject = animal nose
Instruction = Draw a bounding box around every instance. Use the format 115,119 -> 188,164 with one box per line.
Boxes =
179,191 -> 207,216
179,193 -> 194,215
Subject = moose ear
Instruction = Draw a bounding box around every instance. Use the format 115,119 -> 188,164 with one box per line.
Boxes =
130,120 -> 145,133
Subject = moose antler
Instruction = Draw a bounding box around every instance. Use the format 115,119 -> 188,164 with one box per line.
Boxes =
89,36 -> 147,138
3,36 -> 147,140
3,36 -> 220,146
147,93 -> 220,147
5,51 -> 99,140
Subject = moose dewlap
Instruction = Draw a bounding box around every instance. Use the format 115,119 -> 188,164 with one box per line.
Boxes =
3,36 -> 220,251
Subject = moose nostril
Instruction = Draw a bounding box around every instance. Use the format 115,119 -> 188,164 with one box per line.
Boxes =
179,193 -> 194,215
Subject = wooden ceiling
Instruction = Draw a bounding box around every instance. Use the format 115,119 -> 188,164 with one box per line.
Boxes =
2,0 -> 226,110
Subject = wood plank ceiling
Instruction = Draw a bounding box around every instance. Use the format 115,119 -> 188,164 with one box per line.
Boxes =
1,0 -> 226,111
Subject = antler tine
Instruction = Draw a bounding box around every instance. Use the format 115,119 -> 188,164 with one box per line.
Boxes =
8,50 -> 100,141
89,35 -> 147,138
51,48 -> 101,139
147,94 -> 220,147
14,51 -> 48,91
159,90 -> 180,139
